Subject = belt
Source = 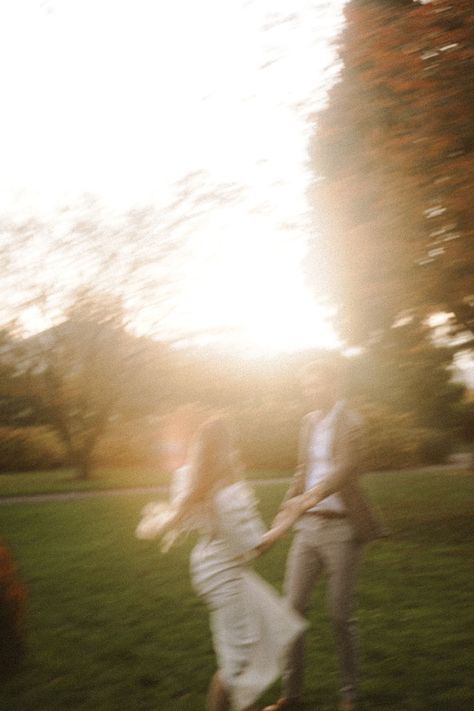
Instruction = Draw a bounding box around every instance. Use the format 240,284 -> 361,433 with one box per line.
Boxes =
305,510 -> 347,520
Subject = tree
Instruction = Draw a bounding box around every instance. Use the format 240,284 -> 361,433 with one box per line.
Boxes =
307,0 -> 474,346
10,290 -> 170,479
0,201 -> 178,479
0,172 -> 244,340
0,174 -> 244,477
347,319 -> 465,431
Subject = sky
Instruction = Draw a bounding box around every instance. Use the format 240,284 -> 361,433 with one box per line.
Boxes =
1,0 -> 348,353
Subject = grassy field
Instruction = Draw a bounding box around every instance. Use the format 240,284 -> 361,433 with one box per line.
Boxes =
0,470 -> 473,710
0,466 -> 172,497
0,466 -> 291,498
0,464 -> 464,499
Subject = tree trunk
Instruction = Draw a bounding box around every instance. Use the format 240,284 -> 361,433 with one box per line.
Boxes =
75,452 -> 94,480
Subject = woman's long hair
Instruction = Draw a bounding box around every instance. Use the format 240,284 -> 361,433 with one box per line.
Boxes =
178,414 -> 240,518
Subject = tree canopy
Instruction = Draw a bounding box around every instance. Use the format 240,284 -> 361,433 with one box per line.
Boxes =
307,0 -> 474,346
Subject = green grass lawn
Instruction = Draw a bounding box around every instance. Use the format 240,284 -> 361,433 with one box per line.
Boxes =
1,471 -> 473,710
0,466 -> 171,497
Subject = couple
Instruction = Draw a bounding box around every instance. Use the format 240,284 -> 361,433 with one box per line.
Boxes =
136,360 -> 385,711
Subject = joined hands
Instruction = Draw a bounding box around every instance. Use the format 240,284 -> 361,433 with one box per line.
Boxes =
256,495 -> 305,554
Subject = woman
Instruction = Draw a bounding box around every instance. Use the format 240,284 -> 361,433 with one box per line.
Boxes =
136,414 -> 310,711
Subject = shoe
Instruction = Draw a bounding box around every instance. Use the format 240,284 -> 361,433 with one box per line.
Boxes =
262,699 -> 303,711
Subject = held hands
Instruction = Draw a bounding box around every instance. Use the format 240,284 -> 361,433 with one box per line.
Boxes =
272,494 -> 306,531
256,495 -> 306,555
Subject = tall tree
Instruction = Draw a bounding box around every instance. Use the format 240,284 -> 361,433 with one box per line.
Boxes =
11,290 -> 169,480
307,0 -> 474,346
347,319 -> 465,430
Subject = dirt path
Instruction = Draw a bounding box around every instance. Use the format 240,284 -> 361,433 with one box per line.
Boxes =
0,463 -> 469,507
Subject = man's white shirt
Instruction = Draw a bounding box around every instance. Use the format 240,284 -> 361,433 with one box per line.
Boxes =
305,401 -> 346,514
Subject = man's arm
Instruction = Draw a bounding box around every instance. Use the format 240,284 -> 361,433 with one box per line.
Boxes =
267,412 -> 312,532
298,416 -> 362,510
254,496 -> 305,554
281,412 -> 314,504
283,462 -> 304,503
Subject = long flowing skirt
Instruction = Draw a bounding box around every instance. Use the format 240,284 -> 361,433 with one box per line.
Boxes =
194,562 -> 308,711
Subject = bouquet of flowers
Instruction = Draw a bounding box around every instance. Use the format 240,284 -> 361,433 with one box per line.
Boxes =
135,502 -> 181,551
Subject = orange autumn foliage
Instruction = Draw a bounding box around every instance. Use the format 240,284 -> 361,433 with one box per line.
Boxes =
308,0 -> 474,344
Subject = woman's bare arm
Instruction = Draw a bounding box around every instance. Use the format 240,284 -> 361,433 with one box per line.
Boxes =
252,496 -> 306,556
135,495 -> 192,540
254,483 -> 330,556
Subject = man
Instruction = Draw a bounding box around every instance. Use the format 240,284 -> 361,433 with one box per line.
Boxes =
264,359 -> 386,711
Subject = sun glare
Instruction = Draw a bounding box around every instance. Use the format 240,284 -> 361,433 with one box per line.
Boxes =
152,210 -> 340,354
1,0 -> 348,352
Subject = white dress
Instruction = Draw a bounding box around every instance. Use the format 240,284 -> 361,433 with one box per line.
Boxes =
189,480 -> 308,711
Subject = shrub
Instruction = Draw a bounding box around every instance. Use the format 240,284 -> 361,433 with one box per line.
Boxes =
358,403 -> 454,471
453,399 -> 474,445
0,427 -> 64,472
416,429 -> 453,465
0,541 -> 27,679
